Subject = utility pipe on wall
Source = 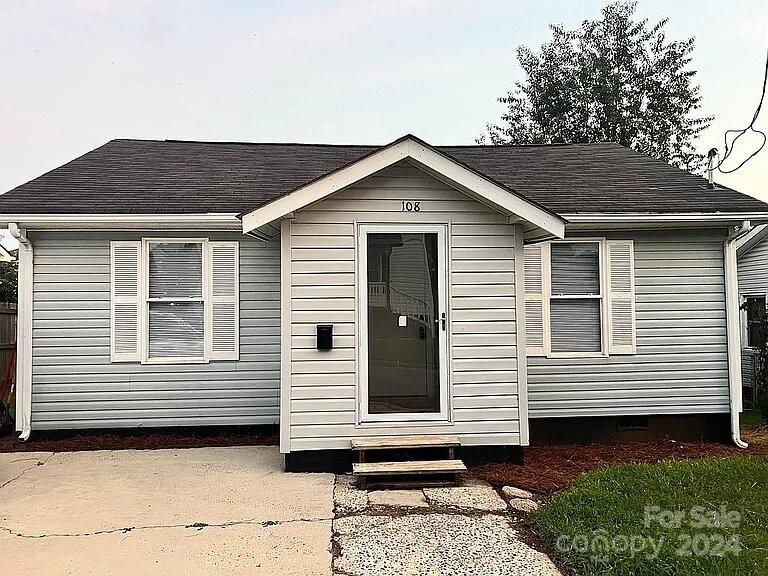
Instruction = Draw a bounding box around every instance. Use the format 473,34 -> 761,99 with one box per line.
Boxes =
725,220 -> 752,449
9,223 -> 32,441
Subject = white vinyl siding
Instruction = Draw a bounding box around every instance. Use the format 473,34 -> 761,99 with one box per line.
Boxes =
738,235 -> 768,296
30,231 -> 279,429
285,160 -> 522,451
528,229 -> 730,418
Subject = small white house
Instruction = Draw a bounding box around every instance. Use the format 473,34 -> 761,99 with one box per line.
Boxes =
1,134 -> 765,469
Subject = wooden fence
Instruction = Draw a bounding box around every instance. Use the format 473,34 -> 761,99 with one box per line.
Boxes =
0,303 -> 17,378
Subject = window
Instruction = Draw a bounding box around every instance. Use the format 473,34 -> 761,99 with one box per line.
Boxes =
549,242 -> 602,353
110,238 -> 240,364
147,241 -> 205,360
745,296 -> 766,349
524,238 -> 636,357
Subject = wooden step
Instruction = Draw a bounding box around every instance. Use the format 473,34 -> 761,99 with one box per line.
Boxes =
353,459 -> 467,477
351,435 -> 460,451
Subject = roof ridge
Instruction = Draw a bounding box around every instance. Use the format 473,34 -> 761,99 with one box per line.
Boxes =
107,138 -> 621,149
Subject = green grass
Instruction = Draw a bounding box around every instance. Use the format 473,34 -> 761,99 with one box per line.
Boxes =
531,457 -> 768,576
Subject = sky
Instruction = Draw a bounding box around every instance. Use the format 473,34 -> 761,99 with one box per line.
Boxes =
0,0 -> 766,223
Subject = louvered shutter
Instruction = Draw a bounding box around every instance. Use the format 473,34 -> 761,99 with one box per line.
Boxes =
110,241 -> 141,362
209,241 -> 240,360
524,244 -> 547,356
607,240 -> 636,354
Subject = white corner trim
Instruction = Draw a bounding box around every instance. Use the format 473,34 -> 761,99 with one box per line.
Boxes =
724,234 -> 748,448
9,224 -> 32,440
0,214 -> 242,230
513,224 -> 530,445
279,218 -> 292,453
241,136 -> 567,238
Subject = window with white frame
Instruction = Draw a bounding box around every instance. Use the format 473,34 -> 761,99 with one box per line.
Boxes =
110,238 -> 240,364
549,242 -> 602,353
524,238 -> 636,357
147,241 -> 205,360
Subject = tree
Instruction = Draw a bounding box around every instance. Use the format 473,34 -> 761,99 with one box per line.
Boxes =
0,257 -> 17,304
480,1 -> 712,172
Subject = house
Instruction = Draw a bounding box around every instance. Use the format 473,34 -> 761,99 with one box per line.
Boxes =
737,224 -> 768,402
1,134 -> 765,470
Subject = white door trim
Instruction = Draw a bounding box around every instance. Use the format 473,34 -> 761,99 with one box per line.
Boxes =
357,223 -> 450,423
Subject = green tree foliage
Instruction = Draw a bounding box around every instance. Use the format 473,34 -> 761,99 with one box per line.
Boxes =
0,257 -> 17,304
480,1 -> 712,171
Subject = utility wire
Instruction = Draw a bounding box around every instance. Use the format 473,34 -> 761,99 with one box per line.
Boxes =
712,47 -> 768,174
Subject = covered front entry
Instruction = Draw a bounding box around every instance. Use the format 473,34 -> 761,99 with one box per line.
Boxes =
359,224 -> 449,422
240,136 -> 567,457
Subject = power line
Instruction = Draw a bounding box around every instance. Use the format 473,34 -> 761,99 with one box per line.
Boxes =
711,47 -> 768,175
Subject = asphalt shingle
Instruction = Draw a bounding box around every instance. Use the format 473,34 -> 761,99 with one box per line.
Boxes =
0,138 -> 764,215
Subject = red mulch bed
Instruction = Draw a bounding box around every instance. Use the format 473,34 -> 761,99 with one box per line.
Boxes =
471,427 -> 768,495
0,425 -> 279,453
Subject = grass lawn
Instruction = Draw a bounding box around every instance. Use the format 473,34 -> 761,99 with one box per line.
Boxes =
531,457 -> 768,576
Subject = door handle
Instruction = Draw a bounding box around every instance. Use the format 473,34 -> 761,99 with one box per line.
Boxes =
441,312 -> 446,331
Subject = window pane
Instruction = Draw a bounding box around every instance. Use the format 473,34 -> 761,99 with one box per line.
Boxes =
149,243 -> 202,298
551,299 -> 601,352
367,233 -> 440,414
551,242 -> 600,295
747,297 -> 766,348
149,301 -> 204,358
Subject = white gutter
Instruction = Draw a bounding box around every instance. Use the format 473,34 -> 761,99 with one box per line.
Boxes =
563,212 -> 768,223
724,220 -> 752,449
0,213 -> 242,230
8,223 -> 32,441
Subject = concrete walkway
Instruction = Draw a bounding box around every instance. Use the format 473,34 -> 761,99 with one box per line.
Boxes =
0,447 -> 334,575
1,447 -> 559,575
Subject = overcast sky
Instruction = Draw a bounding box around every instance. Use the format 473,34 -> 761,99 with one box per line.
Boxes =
1,0 -> 766,208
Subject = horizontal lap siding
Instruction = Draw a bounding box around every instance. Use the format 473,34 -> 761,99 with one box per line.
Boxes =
30,231 -> 280,429
738,239 -> 768,295
528,229 -> 730,418
288,161 -> 520,451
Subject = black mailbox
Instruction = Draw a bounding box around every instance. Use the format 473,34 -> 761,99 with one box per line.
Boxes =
317,325 -> 333,350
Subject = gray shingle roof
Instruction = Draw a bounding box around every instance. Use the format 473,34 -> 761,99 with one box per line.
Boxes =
1,138 -> 765,215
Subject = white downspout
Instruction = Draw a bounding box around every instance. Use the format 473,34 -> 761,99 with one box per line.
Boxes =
725,220 -> 751,449
9,223 -> 32,441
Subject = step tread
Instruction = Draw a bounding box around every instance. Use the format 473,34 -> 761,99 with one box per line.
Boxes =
353,459 -> 467,476
351,435 -> 461,451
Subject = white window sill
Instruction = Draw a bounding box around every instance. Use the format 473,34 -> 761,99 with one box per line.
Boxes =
546,352 -> 607,359
356,416 -> 453,427
141,357 -> 209,365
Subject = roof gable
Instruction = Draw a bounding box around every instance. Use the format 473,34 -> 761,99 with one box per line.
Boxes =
240,135 -> 566,238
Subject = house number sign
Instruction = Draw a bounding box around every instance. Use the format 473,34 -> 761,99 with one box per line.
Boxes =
401,200 -> 421,212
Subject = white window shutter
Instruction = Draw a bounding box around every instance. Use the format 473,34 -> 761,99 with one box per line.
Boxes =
110,241 -> 141,362
524,244 -> 547,356
607,240 -> 636,354
209,241 -> 240,360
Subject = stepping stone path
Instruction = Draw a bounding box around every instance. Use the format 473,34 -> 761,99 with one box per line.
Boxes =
369,489 -> 428,508
332,476 -> 560,576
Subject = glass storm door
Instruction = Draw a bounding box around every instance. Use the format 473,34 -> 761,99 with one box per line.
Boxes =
359,224 -> 448,422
